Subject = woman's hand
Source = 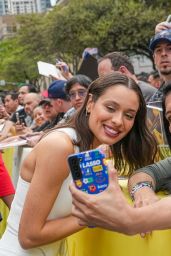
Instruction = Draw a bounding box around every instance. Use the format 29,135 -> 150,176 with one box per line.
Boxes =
70,161 -> 134,234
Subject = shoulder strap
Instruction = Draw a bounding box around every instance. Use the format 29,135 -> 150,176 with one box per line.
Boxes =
57,127 -> 79,153
41,127 -> 79,153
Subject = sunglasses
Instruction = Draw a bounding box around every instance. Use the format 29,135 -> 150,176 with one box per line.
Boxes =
69,89 -> 87,100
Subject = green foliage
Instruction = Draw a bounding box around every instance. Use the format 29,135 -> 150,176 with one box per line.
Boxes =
0,0 -> 171,82
0,14 -> 49,83
46,0 -> 170,64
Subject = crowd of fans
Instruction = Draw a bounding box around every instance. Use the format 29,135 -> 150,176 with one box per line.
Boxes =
0,19 -> 171,255
0,56 -> 163,143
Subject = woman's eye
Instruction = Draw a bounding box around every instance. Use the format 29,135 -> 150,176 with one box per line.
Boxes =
106,106 -> 115,112
125,113 -> 134,120
167,116 -> 171,123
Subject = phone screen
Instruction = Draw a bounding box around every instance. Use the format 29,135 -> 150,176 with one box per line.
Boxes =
68,149 -> 108,194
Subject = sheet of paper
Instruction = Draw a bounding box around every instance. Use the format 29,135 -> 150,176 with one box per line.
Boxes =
0,123 -> 5,132
0,138 -> 27,149
37,61 -> 65,79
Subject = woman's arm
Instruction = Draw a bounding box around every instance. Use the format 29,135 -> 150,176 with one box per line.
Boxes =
19,132 -> 83,249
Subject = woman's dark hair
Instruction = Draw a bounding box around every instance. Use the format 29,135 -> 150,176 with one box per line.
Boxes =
63,72 -> 157,176
162,84 -> 171,148
65,75 -> 92,94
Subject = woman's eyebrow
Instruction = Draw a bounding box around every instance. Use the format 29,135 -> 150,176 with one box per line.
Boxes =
105,100 -> 138,113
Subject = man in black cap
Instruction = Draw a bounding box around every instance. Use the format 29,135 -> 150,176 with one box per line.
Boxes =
148,29 -> 171,104
127,29 -> 171,208
36,80 -> 72,131
48,80 -> 72,115
34,99 -> 57,132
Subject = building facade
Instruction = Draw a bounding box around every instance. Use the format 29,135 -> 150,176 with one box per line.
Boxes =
0,15 -> 18,39
0,0 -> 8,15
0,0 -> 51,15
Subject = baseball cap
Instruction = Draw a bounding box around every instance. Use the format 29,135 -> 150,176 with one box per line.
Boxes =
48,80 -> 68,100
149,29 -> 171,52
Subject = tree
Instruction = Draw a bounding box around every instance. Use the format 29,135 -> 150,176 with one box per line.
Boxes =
46,0 -> 170,65
1,0 -> 171,82
0,14 -> 50,83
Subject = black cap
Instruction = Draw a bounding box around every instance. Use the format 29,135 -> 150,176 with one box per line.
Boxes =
149,29 -> 171,52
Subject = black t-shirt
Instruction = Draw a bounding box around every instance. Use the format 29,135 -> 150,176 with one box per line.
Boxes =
33,121 -> 51,132
10,109 -> 32,127
33,113 -> 64,132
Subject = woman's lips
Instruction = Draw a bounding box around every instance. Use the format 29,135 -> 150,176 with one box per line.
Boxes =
103,125 -> 120,137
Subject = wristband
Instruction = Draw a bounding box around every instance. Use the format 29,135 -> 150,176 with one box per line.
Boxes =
130,181 -> 154,201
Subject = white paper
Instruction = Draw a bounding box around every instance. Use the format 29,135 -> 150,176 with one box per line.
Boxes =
0,138 -> 27,149
37,61 -> 65,79
0,123 -> 5,132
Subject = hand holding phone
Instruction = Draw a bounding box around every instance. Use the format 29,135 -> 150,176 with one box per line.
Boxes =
68,149 -> 108,194
166,15 -> 171,23
155,16 -> 171,34
56,59 -> 69,73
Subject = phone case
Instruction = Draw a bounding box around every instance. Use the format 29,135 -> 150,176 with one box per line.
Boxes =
68,149 -> 108,194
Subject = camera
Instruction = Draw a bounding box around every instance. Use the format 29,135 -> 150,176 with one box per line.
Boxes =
68,156 -> 82,179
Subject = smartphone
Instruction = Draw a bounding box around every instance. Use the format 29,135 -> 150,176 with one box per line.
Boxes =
16,112 -> 20,123
16,112 -> 26,126
166,15 -> 171,23
56,58 -> 62,65
68,149 -> 108,194
19,116 -> 26,126
56,59 -> 68,72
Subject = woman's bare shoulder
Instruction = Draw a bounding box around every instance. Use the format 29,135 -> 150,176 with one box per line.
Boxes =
34,129 -> 75,156
21,130 -> 74,181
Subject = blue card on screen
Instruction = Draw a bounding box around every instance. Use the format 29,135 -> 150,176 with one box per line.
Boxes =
68,149 -> 109,194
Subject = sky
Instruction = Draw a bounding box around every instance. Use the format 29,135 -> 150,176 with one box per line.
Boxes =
51,0 -> 56,6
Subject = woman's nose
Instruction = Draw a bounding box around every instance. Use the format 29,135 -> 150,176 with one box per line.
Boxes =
111,112 -> 123,126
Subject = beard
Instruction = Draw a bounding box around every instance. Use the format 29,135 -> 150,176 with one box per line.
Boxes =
160,68 -> 171,76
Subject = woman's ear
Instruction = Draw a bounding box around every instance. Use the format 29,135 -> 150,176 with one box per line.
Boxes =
86,94 -> 93,113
